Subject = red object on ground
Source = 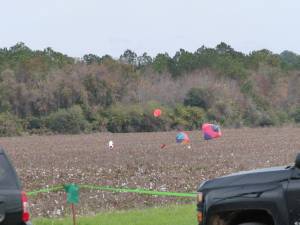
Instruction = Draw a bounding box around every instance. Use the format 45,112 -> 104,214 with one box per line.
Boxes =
153,109 -> 162,117
160,144 -> 166,149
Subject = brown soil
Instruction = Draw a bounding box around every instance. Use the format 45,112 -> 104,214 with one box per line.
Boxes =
0,127 -> 299,217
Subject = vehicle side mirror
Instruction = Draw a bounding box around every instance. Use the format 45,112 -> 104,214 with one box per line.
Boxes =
295,153 -> 300,168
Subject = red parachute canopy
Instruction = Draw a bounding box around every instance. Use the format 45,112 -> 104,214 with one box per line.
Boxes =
153,108 -> 162,117
202,123 -> 222,140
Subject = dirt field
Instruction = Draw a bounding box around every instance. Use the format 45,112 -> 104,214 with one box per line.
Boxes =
0,127 -> 300,217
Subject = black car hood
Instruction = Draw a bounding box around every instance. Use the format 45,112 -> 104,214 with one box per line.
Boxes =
198,166 -> 292,192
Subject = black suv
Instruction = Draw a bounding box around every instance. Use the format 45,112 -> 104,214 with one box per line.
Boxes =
196,153 -> 300,225
0,147 -> 32,225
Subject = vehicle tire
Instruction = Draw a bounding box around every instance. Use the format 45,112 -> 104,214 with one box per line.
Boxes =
238,223 -> 267,225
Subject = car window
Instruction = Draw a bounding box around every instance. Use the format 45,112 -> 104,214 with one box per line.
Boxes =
0,155 -> 17,188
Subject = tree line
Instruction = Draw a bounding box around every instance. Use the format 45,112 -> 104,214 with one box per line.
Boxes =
0,42 -> 299,136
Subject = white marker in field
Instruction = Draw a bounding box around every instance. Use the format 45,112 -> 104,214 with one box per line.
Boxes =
108,140 -> 114,150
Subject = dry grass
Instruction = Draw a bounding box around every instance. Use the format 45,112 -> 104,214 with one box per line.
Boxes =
0,127 -> 299,217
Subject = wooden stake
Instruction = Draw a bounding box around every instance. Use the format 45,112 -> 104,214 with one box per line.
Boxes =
71,203 -> 76,225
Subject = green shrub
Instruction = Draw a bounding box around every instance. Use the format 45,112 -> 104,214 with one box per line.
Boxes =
106,103 -> 172,133
257,112 -> 277,126
0,112 -> 23,136
89,115 -> 108,132
292,107 -> 300,123
106,105 -> 130,132
45,105 -> 88,134
104,103 -> 206,132
243,106 -> 279,127
206,101 -> 242,127
275,110 -> 290,124
26,116 -> 44,130
184,88 -> 213,110
171,104 -> 206,130
83,106 -> 108,132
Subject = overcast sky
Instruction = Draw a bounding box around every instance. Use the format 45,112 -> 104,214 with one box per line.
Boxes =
1,0 -> 299,57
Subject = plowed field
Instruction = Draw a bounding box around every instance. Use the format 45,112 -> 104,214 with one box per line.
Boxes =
0,127 -> 299,217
